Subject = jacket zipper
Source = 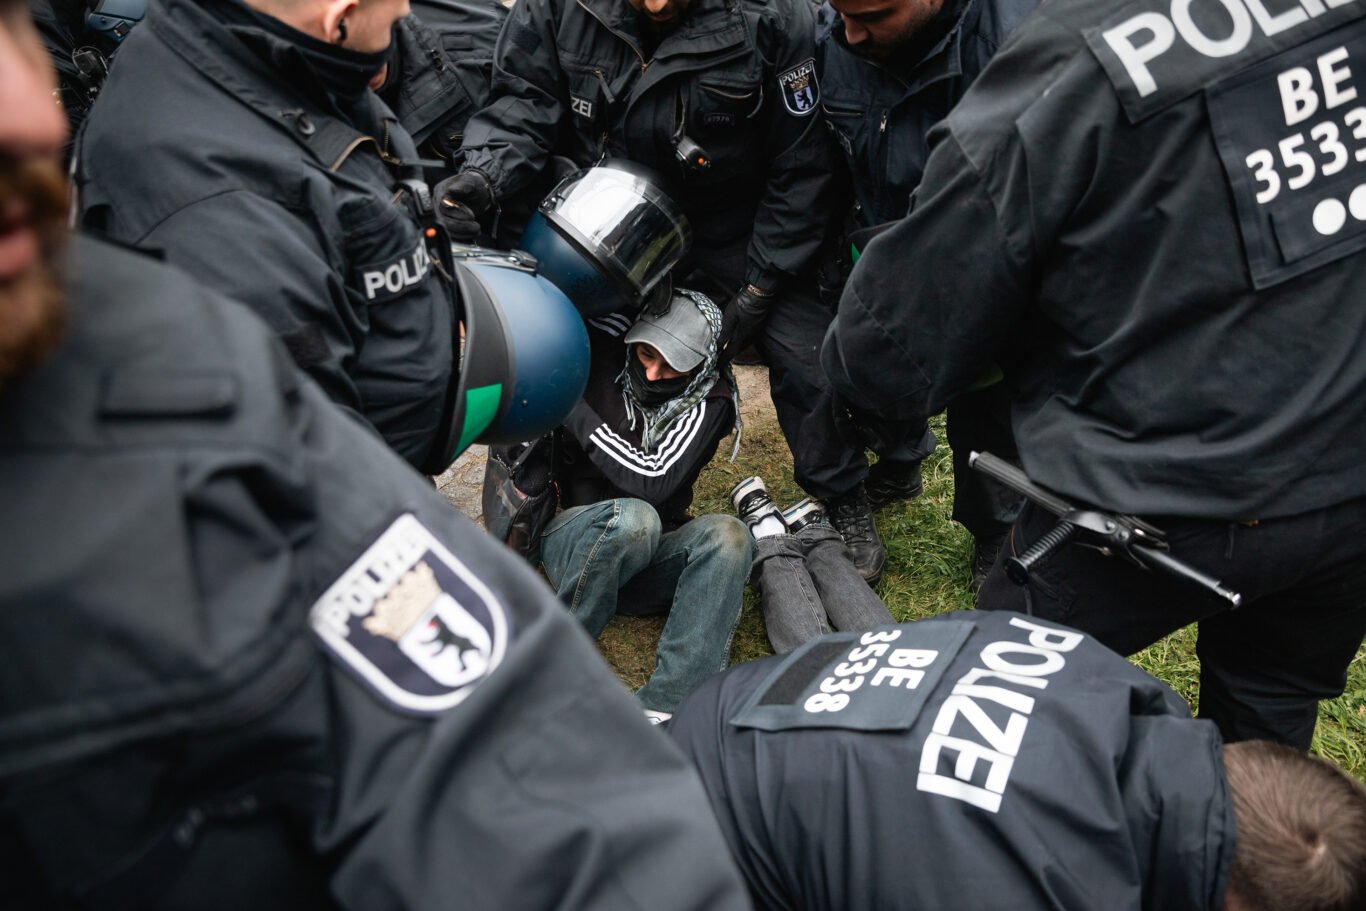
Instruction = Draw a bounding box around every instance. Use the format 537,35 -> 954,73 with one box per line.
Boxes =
595,68 -> 617,104
577,0 -> 650,72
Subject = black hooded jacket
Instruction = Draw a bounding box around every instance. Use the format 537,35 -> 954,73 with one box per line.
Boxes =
459,0 -> 836,291
76,0 -> 458,473
824,0 -> 1366,519
669,610 -> 1236,910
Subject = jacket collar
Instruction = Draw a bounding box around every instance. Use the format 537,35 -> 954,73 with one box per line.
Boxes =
147,0 -> 407,172
575,0 -> 749,65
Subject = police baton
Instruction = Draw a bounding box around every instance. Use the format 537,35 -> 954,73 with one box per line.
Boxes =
968,451 -> 1242,608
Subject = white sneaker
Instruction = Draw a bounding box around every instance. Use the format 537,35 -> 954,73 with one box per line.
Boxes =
730,476 -> 786,532
643,709 -> 673,725
781,497 -> 827,534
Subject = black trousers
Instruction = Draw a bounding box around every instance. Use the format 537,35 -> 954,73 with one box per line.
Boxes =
946,382 -> 1023,540
684,244 -> 880,499
977,495 -> 1366,749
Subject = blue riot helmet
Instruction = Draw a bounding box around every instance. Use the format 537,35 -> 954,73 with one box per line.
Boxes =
86,0 -> 145,45
520,160 -> 691,318
437,251 -> 590,464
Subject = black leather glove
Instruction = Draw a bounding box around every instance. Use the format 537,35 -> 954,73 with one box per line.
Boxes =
720,284 -> 775,358
433,170 -> 495,243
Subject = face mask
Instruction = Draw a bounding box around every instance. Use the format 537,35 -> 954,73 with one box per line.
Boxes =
627,353 -> 691,405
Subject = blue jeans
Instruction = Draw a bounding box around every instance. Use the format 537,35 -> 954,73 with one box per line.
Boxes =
752,521 -> 895,653
540,499 -> 752,712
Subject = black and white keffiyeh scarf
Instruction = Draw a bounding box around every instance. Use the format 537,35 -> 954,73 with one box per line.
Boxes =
618,288 -> 742,458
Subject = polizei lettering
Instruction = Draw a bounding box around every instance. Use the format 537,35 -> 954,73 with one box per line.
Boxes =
312,516 -> 431,639
916,617 -> 1083,814
360,240 -> 430,302
1104,0 -> 1359,98
1086,0 -> 1363,120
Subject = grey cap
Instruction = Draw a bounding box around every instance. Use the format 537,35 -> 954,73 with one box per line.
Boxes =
623,292 -> 714,373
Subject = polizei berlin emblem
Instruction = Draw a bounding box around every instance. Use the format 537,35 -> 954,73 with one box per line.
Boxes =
779,59 -> 819,116
310,514 -> 509,714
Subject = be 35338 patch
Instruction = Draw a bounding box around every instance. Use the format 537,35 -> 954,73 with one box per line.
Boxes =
778,59 -> 820,116
1206,17 -> 1366,288
310,514 -> 509,715
730,621 -> 972,733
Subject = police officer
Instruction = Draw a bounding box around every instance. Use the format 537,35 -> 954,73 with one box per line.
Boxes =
438,0 -> 896,583
823,0 -> 1366,749
74,0 -> 461,475
0,9 -> 751,904
815,0 -> 1034,582
669,612 -> 1366,910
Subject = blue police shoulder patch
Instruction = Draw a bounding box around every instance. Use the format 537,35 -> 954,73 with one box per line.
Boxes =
310,514 -> 509,715
778,59 -> 820,117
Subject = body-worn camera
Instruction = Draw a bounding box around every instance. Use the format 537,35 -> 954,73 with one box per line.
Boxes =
675,133 -> 710,174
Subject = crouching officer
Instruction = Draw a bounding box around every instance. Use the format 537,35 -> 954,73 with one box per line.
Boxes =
75,0 -> 464,475
0,11 -> 751,906
669,612 -> 1366,910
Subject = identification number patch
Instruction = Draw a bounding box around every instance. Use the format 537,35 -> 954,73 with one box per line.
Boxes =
1208,17 -> 1366,288
730,621 -> 971,732
310,514 -> 509,715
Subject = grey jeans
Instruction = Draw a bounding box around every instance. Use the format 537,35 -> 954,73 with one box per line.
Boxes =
752,521 -> 895,653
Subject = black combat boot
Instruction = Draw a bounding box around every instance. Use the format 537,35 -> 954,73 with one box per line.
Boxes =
825,484 -> 885,584
865,459 -> 924,510
971,531 -> 1008,591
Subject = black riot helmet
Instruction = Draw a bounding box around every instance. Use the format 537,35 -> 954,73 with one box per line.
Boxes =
430,250 -> 590,470
519,160 -> 691,319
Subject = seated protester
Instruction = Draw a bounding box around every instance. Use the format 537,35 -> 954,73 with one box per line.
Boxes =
0,11 -> 752,905
730,476 -> 894,654
669,611 -> 1366,911
545,290 -> 752,720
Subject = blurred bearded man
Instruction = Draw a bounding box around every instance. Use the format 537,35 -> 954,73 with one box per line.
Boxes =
0,102 -> 66,386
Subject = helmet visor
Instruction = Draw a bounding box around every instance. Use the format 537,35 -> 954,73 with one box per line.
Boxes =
541,165 -> 691,305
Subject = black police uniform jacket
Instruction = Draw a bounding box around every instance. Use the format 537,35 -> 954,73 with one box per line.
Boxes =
556,314 -> 736,531
0,236 -> 752,910
823,0 -> 1366,520
815,0 -> 1036,227
669,610 -> 1237,910
459,0 -> 836,292
75,0 -> 457,474
383,2 -> 508,175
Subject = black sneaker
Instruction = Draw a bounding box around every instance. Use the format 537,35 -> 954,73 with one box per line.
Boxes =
825,484 -> 885,584
971,531 -> 1007,591
731,476 -> 785,531
866,459 -> 924,510
781,497 -> 826,534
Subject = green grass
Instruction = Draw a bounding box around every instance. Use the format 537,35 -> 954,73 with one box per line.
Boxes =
596,407 -> 1366,780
